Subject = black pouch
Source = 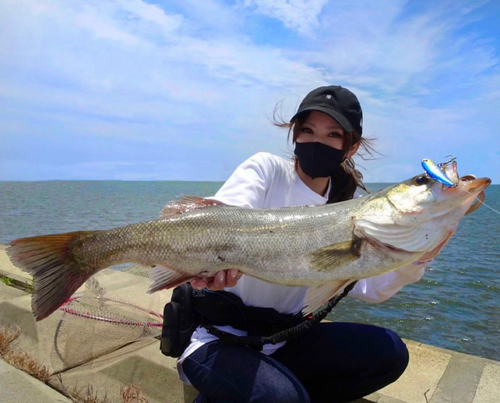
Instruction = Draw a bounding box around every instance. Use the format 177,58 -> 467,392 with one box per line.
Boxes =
160,283 -> 200,358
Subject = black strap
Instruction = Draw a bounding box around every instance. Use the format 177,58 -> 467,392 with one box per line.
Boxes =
204,281 -> 357,350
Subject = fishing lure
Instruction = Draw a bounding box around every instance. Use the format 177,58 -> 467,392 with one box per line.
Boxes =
422,158 -> 457,187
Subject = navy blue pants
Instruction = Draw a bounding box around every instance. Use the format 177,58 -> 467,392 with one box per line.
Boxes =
182,322 -> 409,403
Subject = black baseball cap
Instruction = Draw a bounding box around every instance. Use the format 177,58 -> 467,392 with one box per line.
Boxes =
290,85 -> 363,135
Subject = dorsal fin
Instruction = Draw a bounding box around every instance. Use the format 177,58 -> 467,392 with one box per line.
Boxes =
160,196 -> 226,218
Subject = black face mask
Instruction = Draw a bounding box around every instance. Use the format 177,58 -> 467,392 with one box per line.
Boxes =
294,142 -> 344,179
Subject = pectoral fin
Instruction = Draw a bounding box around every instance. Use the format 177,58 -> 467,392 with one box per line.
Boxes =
309,237 -> 364,272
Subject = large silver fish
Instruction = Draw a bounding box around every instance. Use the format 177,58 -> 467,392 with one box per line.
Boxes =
7,160 -> 490,321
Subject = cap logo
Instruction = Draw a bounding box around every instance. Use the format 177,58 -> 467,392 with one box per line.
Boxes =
326,94 -> 332,99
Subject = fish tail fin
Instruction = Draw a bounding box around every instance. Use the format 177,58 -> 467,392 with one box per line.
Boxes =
7,231 -> 93,321
147,264 -> 195,293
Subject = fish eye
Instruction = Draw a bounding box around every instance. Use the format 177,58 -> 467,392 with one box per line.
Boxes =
413,175 -> 429,186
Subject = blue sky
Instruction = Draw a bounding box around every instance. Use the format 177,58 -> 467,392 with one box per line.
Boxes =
1,0 -> 499,183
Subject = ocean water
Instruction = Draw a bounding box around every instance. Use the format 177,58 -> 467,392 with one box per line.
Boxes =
0,181 -> 499,361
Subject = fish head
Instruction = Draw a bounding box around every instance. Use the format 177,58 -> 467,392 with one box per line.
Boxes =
389,160 -> 489,216
356,161 -> 491,255
425,160 -> 489,215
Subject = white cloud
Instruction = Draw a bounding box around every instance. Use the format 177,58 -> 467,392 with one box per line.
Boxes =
0,0 -> 499,182
242,0 -> 328,35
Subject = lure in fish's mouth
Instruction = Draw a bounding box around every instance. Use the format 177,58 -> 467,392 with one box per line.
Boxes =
422,158 -> 490,215
422,158 -> 457,187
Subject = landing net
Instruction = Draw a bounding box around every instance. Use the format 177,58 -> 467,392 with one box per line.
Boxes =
50,265 -> 166,373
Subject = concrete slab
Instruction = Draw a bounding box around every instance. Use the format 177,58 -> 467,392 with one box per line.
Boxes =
0,281 -> 26,301
377,343 -> 452,403
49,339 -> 187,403
429,350 -> 485,403
0,294 -> 79,369
0,359 -> 71,403
377,396 -> 407,403
473,363 -> 500,403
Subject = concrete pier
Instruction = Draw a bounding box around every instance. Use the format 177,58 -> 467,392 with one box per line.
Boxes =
1,244 -> 498,403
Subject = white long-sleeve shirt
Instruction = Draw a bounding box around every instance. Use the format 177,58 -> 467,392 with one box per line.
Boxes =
177,152 -> 426,382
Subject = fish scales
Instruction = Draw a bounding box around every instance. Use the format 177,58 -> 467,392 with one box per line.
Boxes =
68,202 -> 362,283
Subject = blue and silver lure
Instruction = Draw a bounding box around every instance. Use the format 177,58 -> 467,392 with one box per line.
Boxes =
421,158 -> 457,187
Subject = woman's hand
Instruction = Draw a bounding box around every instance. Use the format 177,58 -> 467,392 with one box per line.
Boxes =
190,269 -> 242,291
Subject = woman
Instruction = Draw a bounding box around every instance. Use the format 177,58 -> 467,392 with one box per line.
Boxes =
178,85 -> 426,403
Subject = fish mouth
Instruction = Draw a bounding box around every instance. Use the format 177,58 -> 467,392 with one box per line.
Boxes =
456,174 -> 491,215
441,161 -> 491,195
456,174 -> 491,195
436,160 -> 491,215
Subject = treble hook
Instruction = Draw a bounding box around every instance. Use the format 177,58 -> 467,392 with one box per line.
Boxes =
437,155 -> 456,168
